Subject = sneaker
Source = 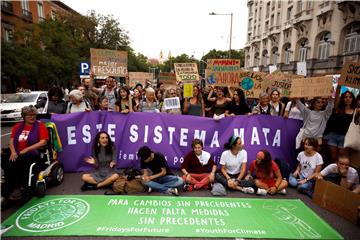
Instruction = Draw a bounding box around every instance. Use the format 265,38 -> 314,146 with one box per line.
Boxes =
147,187 -> 152,193
279,188 -> 287,195
168,188 -> 179,196
81,183 -> 97,191
256,188 -> 267,196
242,187 -> 255,194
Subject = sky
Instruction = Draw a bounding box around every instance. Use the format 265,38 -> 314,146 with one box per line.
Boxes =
61,0 -> 248,60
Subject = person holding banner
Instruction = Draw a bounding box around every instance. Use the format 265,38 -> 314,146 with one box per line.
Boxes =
207,86 -> 232,119
270,90 -> 285,117
81,131 -> 120,191
100,76 -> 118,111
98,96 -> 109,111
183,85 -> 205,117
139,87 -> 160,113
137,146 -> 183,196
115,86 -> 134,113
225,88 -> 250,116
324,91 -> 356,163
215,136 -> 254,193
181,139 -> 217,191
66,90 -> 92,113
252,92 -> 276,115
246,150 -> 288,196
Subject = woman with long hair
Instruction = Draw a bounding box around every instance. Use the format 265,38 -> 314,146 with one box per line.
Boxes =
115,86 -> 134,113
183,85 -> 205,117
81,131 -> 119,190
324,91 -> 356,162
225,88 -> 250,116
246,150 -> 288,195
215,136 -> 254,193
47,86 -> 67,114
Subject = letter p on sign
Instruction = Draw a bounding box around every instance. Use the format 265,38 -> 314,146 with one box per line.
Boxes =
80,62 -> 90,78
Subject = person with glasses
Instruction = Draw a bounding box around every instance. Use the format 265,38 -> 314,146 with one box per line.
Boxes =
324,91 -> 356,163
289,137 -> 323,197
1,105 -> 49,207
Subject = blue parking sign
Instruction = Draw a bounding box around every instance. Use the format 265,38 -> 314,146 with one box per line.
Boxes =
80,62 -> 90,78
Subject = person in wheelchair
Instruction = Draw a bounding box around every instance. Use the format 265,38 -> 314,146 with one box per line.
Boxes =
1,105 -> 49,206
81,131 -> 120,191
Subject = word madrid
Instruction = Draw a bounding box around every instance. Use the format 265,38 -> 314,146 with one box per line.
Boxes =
66,123 -> 281,147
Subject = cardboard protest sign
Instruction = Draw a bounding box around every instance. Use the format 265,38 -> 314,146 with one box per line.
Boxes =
90,48 -> 127,77
158,72 -> 177,88
128,72 -> 153,88
205,59 -> 241,87
339,62 -> 360,89
183,83 -> 193,98
238,71 -> 268,98
174,63 -> 199,82
290,76 -> 333,98
263,71 -> 304,97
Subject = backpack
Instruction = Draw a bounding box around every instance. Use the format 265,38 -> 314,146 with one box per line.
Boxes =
274,158 -> 291,180
112,175 -> 145,194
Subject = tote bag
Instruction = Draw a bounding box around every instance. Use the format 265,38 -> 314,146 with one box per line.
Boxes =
344,110 -> 360,151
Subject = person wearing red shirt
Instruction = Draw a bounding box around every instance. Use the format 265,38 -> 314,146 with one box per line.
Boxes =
246,150 -> 288,195
181,139 -> 216,190
1,105 -> 49,206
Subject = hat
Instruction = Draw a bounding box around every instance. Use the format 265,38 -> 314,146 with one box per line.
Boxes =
211,183 -> 227,196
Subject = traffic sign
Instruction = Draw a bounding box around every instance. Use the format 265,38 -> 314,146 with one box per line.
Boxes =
80,62 -> 90,78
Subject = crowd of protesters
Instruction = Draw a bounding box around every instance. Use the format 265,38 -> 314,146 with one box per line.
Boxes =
2,75 -> 359,206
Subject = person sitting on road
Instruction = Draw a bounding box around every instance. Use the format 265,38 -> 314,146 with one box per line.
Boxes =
317,155 -> 359,191
215,136 -> 254,194
137,146 -> 183,196
1,105 -> 49,206
246,150 -> 288,195
289,137 -> 323,197
181,139 -> 217,191
81,131 -> 120,191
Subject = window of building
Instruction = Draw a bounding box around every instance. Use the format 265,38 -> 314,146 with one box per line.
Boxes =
344,24 -> 360,53
318,32 -> 331,60
254,52 -> 260,66
262,50 -> 269,66
265,21 -> 269,32
266,2 -> 270,18
51,10 -> 57,20
276,12 -> 280,25
21,0 -> 30,11
37,1 -> 45,21
284,44 -> 292,64
299,40 -> 309,62
297,1 -> 302,13
272,48 -> 279,64
306,1 -> 312,10
254,26 -> 256,36
246,55 -> 250,67
278,0 -> 281,8
287,7 -> 293,20
3,26 -> 14,42
271,14 -> 274,26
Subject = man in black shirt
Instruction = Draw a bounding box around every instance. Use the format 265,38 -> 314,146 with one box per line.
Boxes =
138,146 -> 183,196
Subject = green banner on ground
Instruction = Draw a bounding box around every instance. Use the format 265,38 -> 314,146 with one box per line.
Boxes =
2,195 -> 342,239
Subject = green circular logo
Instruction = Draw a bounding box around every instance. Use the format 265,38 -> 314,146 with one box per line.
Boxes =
16,198 -> 90,232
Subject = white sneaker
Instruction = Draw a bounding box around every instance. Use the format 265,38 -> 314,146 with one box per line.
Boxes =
147,187 -> 152,193
242,187 -> 255,194
279,188 -> 287,195
168,188 -> 179,196
256,188 -> 267,196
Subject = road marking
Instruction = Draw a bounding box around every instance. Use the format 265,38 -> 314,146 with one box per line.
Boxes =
1,132 -> 11,137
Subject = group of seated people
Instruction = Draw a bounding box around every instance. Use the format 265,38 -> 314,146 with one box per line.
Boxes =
80,133 -> 359,197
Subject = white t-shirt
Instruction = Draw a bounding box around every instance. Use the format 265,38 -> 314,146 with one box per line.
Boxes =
297,151 -> 323,178
220,149 -> 247,175
321,164 -> 359,185
285,101 -> 303,120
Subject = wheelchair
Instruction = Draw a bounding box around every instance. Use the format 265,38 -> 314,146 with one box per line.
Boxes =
29,115 -> 64,197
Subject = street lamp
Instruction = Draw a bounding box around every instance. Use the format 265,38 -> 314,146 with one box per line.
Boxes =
209,12 -> 233,59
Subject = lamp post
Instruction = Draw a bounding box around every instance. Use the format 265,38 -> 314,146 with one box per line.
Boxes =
209,12 -> 233,59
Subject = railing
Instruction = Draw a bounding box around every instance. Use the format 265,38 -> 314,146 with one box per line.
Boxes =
1,1 -> 13,14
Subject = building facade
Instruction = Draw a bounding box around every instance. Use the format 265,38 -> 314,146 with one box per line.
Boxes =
244,0 -> 360,76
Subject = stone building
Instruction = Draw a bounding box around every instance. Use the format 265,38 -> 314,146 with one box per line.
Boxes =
244,0 -> 360,76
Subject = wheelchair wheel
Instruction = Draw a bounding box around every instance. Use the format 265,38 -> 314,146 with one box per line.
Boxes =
36,182 -> 46,198
50,163 -> 64,186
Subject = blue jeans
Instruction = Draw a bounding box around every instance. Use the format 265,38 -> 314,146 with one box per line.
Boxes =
289,173 -> 314,197
144,175 -> 183,193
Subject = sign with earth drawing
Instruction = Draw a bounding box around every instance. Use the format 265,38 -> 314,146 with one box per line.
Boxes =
205,59 -> 241,87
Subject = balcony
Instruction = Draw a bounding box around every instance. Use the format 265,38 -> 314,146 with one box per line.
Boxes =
283,19 -> 293,30
269,25 -> 281,35
293,10 -> 312,24
22,9 -> 33,22
1,1 -> 13,14
316,1 -> 334,16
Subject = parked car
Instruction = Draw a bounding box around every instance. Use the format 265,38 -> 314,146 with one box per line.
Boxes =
0,91 -> 48,122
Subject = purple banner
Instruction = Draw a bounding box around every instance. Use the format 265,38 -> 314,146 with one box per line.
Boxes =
51,112 -> 302,172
